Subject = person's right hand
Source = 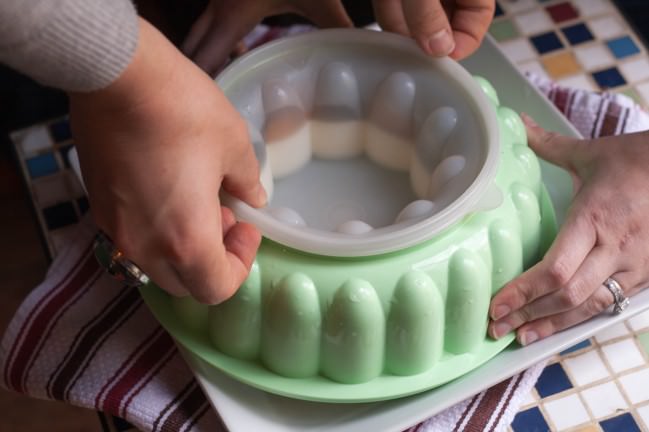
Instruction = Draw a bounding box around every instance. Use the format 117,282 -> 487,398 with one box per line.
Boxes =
372,0 -> 495,60
182,0 -> 495,77
489,115 -> 649,345
70,18 -> 266,304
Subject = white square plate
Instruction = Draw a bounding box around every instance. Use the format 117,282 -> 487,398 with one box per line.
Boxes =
175,35 -> 649,432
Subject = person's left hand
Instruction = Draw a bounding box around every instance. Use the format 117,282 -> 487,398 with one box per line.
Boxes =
489,114 -> 649,345
181,0 -> 353,75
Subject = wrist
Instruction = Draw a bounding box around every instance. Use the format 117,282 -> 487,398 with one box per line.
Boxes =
68,18 -> 190,113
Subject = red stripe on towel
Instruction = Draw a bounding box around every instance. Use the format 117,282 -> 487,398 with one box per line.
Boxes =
5,244 -> 97,392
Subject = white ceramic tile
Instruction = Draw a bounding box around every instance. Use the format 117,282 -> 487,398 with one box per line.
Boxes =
557,75 -> 596,92
517,60 -> 550,80
32,176 -> 69,207
574,44 -> 614,70
543,394 -> 590,430
594,322 -> 630,343
563,350 -> 610,386
628,310 -> 649,332
581,382 -> 628,418
50,227 -> 79,255
520,388 -> 537,407
499,0 -> 537,14
601,339 -> 646,373
620,58 -> 649,83
637,405 -> 649,430
618,368 -> 649,404
499,38 -> 537,63
514,10 -> 554,36
15,127 -> 52,156
65,171 -> 85,197
573,0 -> 612,18
589,16 -> 625,40
634,82 -> 649,109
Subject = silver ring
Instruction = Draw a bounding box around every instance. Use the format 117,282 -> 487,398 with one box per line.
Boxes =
603,277 -> 629,314
94,231 -> 150,287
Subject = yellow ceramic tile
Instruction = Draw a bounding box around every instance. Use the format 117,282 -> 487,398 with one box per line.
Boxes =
541,52 -> 582,79
572,424 -> 601,432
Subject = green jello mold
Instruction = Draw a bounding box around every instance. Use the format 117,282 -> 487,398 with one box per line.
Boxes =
141,73 -> 558,402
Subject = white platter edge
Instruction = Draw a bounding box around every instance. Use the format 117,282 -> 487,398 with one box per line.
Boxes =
172,34 -> 649,432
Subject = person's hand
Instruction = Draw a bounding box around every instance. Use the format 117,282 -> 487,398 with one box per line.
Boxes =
182,0 -> 353,75
69,18 -> 266,304
373,0 -> 495,59
182,0 -> 494,76
489,114 -> 649,345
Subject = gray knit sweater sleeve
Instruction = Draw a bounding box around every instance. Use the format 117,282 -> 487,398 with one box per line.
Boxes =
0,0 -> 139,92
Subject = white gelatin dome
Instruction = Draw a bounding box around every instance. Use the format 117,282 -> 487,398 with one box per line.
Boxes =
218,29 -> 500,257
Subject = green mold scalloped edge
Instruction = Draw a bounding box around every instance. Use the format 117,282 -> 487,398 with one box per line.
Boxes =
140,76 -> 558,402
141,185 -> 555,402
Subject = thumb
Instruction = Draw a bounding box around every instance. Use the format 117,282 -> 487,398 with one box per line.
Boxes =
521,113 -> 584,172
403,0 -> 455,57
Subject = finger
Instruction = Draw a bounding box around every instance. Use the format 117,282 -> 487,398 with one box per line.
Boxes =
182,1 -> 216,57
296,0 -> 353,28
142,259 -> 191,298
195,221 -> 260,303
446,0 -> 495,60
521,113 -> 586,173
221,121 -> 267,208
515,271 -> 634,345
221,206 -> 237,235
403,0 -> 455,56
490,206 -> 596,321
161,216 -> 231,305
232,41 -> 248,58
191,7 -> 262,76
223,221 -> 261,279
489,245 -> 616,338
373,0 -> 410,35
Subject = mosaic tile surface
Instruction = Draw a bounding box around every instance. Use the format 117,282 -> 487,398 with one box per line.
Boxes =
492,0 -> 649,107
8,1 -> 649,430
493,2 -> 649,427
10,117 -> 87,259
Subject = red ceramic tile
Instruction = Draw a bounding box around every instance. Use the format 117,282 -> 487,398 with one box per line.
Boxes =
546,2 -> 579,23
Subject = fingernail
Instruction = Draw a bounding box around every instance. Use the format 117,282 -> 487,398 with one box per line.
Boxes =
428,29 -> 455,56
492,304 -> 510,320
257,185 -> 268,205
520,113 -> 539,129
520,330 -> 539,346
493,322 -> 511,338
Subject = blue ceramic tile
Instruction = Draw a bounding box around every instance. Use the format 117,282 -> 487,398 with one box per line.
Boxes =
559,339 -> 591,355
561,23 -> 593,45
59,145 -> 73,168
600,413 -> 641,432
530,32 -> 563,54
77,196 -> 89,215
535,362 -> 572,397
592,67 -> 627,89
26,153 -> 59,178
49,119 -> 71,142
607,36 -> 640,59
495,2 -> 504,17
512,407 -> 550,432
43,202 -> 78,230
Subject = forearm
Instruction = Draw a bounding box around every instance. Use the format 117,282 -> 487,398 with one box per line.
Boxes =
0,0 -> 138,92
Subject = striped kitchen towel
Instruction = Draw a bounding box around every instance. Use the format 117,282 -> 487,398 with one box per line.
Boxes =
0,215 -> 545,432
4,26 -> 649,432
